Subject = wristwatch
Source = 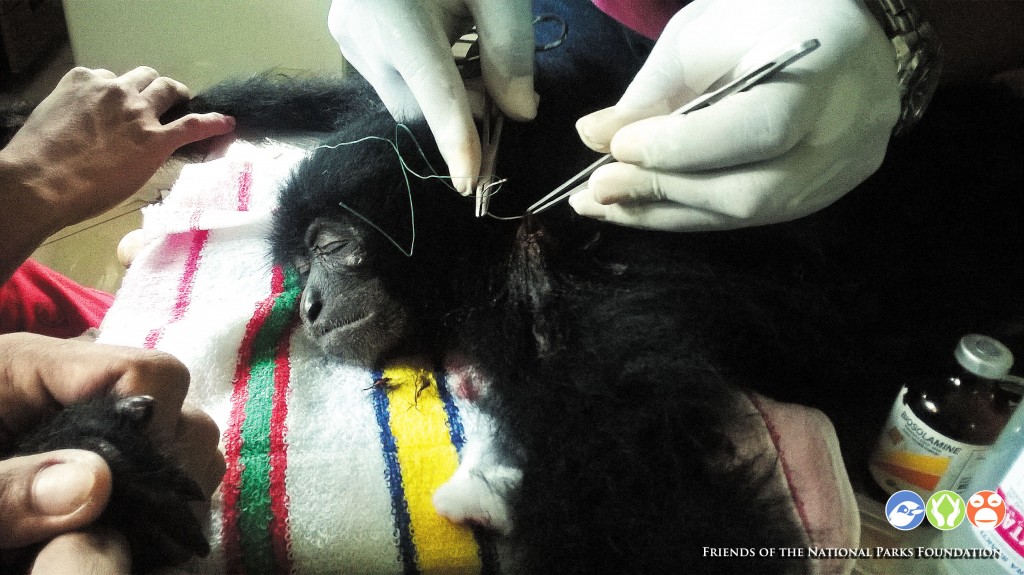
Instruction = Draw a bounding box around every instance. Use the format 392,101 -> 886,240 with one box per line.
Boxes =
867,0 -> 943,135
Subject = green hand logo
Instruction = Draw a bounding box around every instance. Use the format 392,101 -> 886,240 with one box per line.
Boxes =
926,491 -> 965,530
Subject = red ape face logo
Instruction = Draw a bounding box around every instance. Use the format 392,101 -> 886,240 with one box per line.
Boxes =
966,490 -> 1006,530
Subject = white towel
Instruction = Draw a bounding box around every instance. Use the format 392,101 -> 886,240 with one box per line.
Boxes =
97,141 -> 498,574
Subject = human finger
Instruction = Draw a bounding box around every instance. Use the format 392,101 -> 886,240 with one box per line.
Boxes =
161,112 -> 237,152
0,334 -> 191,446
29,528 -> 130,575
60,67 -> 115,82
139,75 -> 191,114
99,350 -> 192,445
171,407 -> 225,499
574,132 -> 887,229
0,450 -> 111,549
609,80 -> 818,172
118,66 -> 161,92
328,0 -> 418,119
574,4 -> 762,152
569,190 -> 739,231
330,1 -> 480,194
390,32 -> 480,195
471,0 -> 537,121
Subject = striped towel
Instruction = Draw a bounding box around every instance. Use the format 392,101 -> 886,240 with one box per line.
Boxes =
97,141 -> 500,574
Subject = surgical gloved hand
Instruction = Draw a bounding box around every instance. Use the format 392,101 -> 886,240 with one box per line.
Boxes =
569,0 -> 901,231
328,0 -> 537,195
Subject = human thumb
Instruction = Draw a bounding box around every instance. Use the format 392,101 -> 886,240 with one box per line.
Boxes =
575,106 -> 652,154
0,450 -> 112,548
574,32 -> 694,154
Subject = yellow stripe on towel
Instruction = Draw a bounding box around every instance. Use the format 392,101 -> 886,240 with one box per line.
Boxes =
382,365 -> 483,574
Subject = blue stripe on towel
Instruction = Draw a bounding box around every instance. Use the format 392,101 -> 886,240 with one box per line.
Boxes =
371,370 -> 419,574
437,372 -> 502,575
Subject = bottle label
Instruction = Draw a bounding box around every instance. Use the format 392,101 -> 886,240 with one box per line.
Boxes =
870,386 -> 991,496
973,453 -> 1024,573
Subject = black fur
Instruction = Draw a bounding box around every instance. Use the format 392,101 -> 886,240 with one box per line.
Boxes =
166,73 -> 380,137
4,395 -> 208,573
1,1 -> 1019,572
0,99 -> 33,148
168,5 -> 1021,571
221,80 -> 1022,575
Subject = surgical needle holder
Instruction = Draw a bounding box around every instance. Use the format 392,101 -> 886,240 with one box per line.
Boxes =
525,38 -> 821,216
456,15 -> 568,217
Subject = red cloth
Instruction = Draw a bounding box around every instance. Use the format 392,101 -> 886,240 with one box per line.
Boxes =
592,0 -> 686,39
0,259 -> 114,338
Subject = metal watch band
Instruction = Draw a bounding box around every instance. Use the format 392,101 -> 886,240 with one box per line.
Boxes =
868,0 -> 943,135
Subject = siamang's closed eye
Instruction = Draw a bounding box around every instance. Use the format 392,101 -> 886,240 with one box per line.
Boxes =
305,218 -> 366,268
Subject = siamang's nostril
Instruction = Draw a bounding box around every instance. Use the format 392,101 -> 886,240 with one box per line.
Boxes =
302,288 -> 323,323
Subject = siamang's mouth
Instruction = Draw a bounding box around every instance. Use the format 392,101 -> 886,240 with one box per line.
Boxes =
326,312 -> 374,334
303,311 -> 373,340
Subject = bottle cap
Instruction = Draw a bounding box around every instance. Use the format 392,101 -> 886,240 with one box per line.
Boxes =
954,334 -> 1014,379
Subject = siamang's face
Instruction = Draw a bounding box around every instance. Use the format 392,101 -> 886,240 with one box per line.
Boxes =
294,217 -> 411,366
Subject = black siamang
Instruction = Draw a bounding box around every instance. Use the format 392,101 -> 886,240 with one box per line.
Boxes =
5,2 -> 1022,573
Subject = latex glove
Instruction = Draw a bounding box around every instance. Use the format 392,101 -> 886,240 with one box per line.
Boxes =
569,0 -> 901,231
328,0 -> 537,195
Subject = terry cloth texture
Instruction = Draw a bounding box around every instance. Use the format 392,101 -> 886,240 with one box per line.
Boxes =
96,140 -> 499,574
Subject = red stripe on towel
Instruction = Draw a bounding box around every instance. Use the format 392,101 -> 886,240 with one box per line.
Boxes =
142,228 -> 209,349
172,228 -> 209,322
140,161 -> 253,350
236,162 -> 253,211
221,265 -> 286,573
268,320 -> 295,572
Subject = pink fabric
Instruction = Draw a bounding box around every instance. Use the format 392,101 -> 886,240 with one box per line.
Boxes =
592,0 -> 686,39
749,392 -> 860,575
0,259 -> 114,338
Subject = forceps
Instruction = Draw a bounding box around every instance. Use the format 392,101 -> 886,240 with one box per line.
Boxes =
525,38 -> 821,215
476,97 -> 504,218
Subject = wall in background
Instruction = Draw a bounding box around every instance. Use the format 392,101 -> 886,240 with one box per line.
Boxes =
62,0 -> 347,91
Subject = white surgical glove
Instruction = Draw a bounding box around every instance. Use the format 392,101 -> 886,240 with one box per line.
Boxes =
569,0 -> 901,231
328,0 -> 536,195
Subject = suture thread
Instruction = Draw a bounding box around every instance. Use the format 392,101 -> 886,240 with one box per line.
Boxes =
312,124 -> 522,257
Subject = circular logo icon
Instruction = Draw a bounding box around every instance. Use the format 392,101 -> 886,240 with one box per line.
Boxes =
886,490 -> 926,530
926,490 -> 966,530
967,490 -> 1006,530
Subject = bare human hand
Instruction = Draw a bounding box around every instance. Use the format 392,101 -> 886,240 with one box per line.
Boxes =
0,66 -> 236,280
0,333 -> 223,572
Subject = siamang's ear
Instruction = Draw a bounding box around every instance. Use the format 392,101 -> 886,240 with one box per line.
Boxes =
162,72 -> 385,134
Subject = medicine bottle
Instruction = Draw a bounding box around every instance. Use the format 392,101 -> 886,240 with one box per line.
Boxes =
869,334 -> 1016,498
941,389 -> 1024,574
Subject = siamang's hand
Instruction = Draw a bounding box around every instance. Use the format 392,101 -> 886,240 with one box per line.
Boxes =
0,333 -> 224,573
328,0 -> 537,195
569,0 -> 900,231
